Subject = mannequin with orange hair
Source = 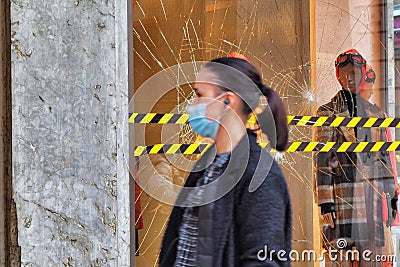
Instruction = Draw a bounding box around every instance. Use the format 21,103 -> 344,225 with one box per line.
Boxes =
361,64 -> 377,101
314,49 -> 397,266
361,65 -> 398,267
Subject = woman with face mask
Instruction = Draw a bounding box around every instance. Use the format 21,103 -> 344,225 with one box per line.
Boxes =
159,55 -> 292,267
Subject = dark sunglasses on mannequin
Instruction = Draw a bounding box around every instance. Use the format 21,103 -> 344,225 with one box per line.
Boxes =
335,52 -> 366,67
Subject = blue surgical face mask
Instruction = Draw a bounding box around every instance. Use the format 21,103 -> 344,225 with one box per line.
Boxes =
187,93 -> 227,139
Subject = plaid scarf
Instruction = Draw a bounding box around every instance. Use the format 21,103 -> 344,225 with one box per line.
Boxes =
174,153 -> 230,267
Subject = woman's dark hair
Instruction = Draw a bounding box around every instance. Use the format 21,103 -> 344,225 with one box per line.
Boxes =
207,57 -> 289,151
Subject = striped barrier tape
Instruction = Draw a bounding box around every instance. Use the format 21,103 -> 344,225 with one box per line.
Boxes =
129,113 -> 189,125
134,143 -> 212,157
287,116 -> 400,128
134,141 -> 400,156
129,113 -> 400,128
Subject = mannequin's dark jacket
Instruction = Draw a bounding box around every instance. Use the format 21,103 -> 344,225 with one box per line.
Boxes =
159,131 -> 292,266
315,90 -> 396,248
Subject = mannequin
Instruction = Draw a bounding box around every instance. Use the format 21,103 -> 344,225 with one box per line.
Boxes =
314,50 -> 396,266
361,65 -> 397,267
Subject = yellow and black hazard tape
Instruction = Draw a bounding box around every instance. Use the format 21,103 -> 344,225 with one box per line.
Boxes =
134,141 -> 400,156
273,141 -> 400,153
287,116 -> 400,128
134,143 -> 213,157
129,113 -> 400,128
129,113 -> 189,124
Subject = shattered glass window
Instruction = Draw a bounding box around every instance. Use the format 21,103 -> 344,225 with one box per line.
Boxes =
132,1 -> 399,266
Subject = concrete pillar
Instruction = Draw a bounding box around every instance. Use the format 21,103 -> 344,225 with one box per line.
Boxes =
10,0 -> 131,265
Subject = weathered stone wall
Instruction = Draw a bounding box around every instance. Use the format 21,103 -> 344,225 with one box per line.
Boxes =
10,0 -> 130,265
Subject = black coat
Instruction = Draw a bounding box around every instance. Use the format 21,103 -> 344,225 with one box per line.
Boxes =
159,131 -> 292,266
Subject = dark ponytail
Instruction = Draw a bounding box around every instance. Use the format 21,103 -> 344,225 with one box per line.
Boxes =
207,57 -> 289,151
259,84 -> 289,151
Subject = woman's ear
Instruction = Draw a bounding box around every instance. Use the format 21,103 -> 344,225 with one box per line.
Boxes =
224,91 -> 237,107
